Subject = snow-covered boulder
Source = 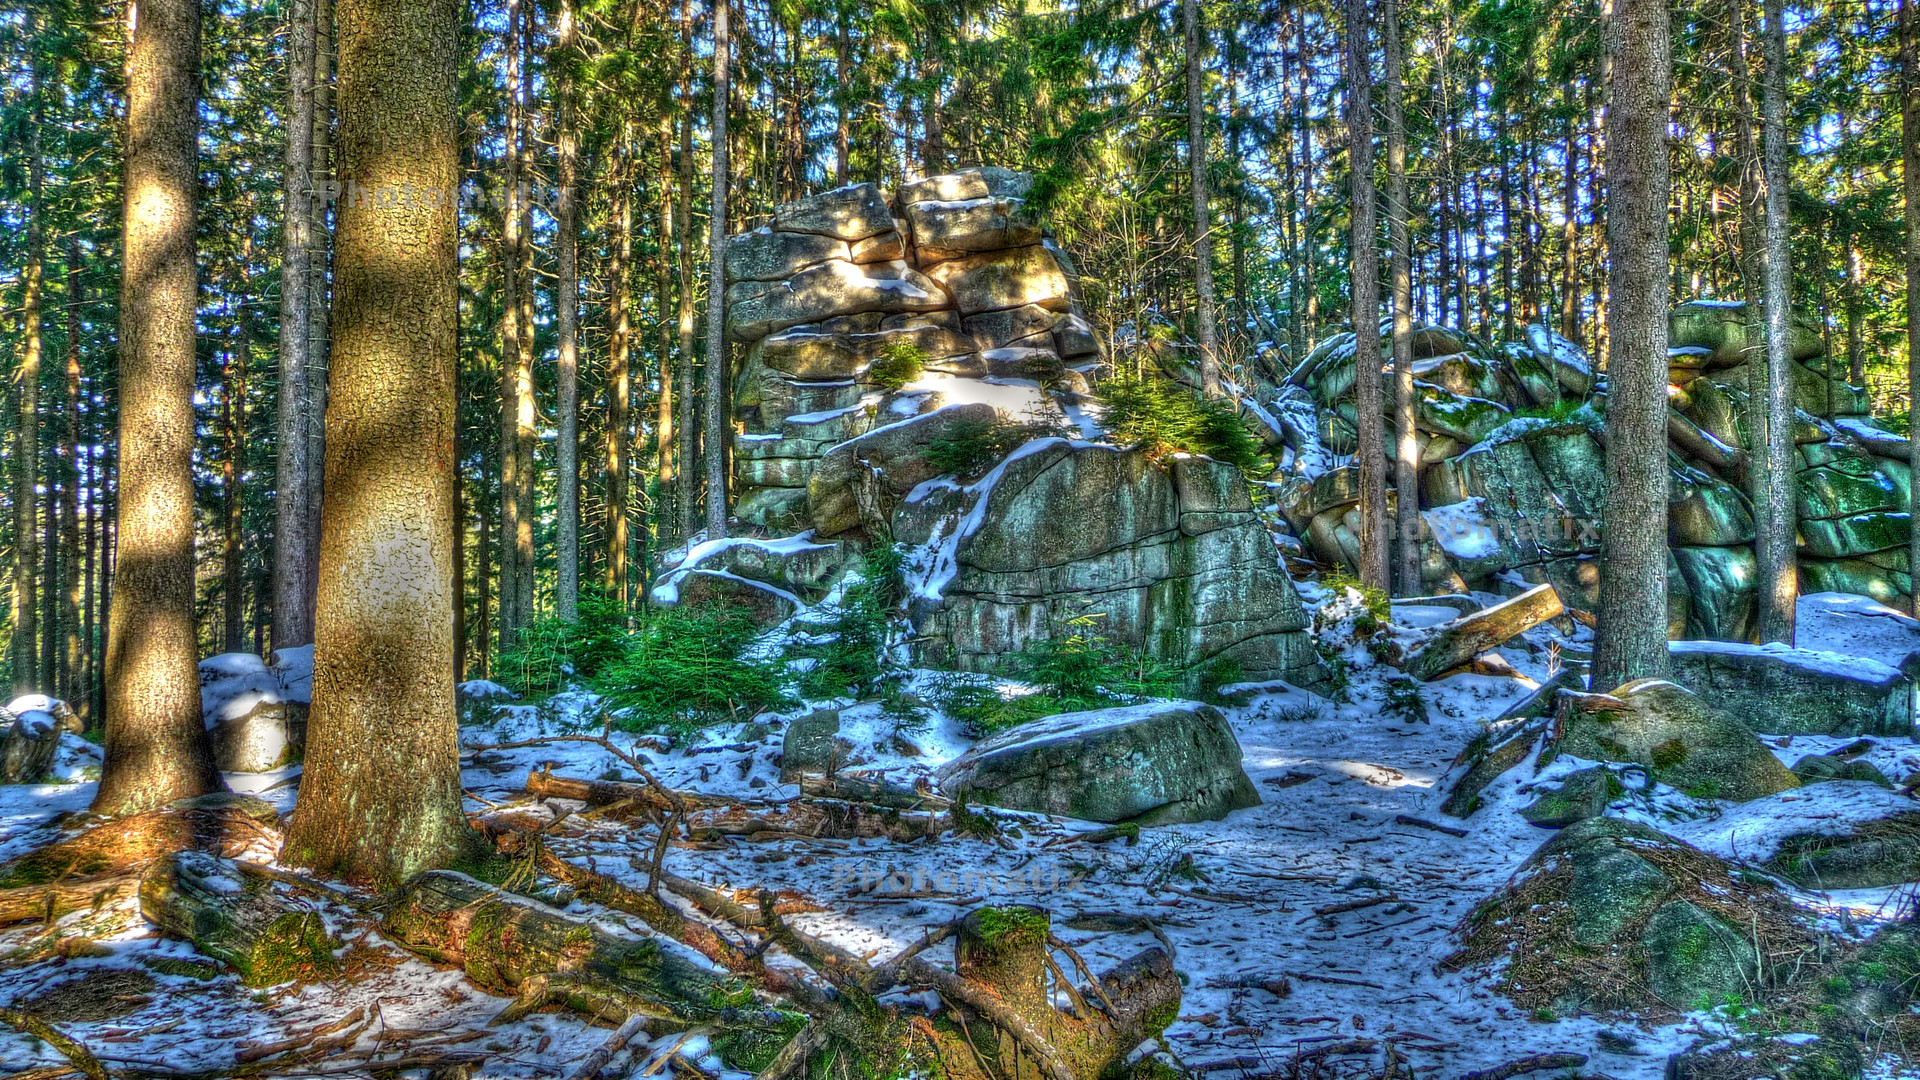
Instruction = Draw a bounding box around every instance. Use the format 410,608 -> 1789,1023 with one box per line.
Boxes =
199,647 -> 314,772
936,701 -> 1260,825
1449,817 -> 1812,1012
1668,640 -> 1915,737
0,698 -> 82,783
1551,679 -> 1800,802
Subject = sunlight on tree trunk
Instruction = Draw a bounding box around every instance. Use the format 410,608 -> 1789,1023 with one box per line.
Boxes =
283,0 -> 471,887
95,0 -> 223,815
1345,0 -> 1389,592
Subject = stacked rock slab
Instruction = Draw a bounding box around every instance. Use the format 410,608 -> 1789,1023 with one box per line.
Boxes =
1275,300 -> 1911,624
725,168 -> 1102,529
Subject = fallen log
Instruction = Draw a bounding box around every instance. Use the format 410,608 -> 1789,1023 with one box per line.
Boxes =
1403,583 -> 1565,682
526,768 -> 684,816
138,851 -> 343,988
380,869 -> 794,1030
0,874 -> 140,928
796,775 -> 950,811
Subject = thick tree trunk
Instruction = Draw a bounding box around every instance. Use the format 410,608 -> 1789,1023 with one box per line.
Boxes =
274,0 -> 320,652
1183,0 -> 1219,397
705,0 -> 731,541
1591,0 -> 1674,691
282,0 -> 471,885
1384,0 -> 1418,596
95,0 -> 223,814
1345,0 -> 1388,592
1756,0 -> 1797,644
553,0 -> 581,622
380,869 -> 752,1021
1905,0 -> 1920,622
512,0 -> 537,631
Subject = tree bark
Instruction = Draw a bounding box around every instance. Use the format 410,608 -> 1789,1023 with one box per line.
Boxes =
1592,0 -> 1674,692
140,852 -> 342,987
705,0 -> 731,541
1345,0 -> 1388,592
16,43 -> 43,696
1405,584 -> 1566,681
222,273 -> 248,655
497,0 -> 528,649
1756,0 -> 1797,643
61,242 -> 84,713
1183,0 -> 1219,396
282,0 -> 471,885
1904,0 -> 1920,621
1384,0 -> 1418,596
274,0 -> 321,652
553,0 -> 581,622
605,125 -> 634,603
95,0 -> 223,814
675,8 -> 697,545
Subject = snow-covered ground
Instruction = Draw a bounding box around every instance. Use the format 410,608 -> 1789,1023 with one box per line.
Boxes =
0,591 -> 1916,1077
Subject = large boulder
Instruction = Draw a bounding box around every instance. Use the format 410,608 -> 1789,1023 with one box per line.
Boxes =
923,246 -> 1071,316
910,443 -> 1324,689
724,229 -> 850,283
937,702 -> 1260,825
1552,679 -> 1800,801
771,183 -> 894,240
749,319 -> 975,381
1449,818 -> 1807,1013
1667,640 -> 1915,737
727,259 -> 947,342
1667,300 -> 1824,371
209,698 -> 308,773
904,197 -> 1042,262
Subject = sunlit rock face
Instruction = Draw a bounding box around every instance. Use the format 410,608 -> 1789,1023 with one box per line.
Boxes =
723,169 -> 1096,534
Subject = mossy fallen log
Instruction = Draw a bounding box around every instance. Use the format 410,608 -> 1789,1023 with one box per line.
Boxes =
138,851 -> 342,987
380,869 -> 793,1030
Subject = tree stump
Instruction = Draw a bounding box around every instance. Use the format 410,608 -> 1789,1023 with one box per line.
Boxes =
922,906 -> 1180,1080
139,851 -> 341,987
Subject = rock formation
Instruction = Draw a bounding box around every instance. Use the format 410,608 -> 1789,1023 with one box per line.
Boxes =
689,168 -> 1326,692
1270,302 -> 1911,624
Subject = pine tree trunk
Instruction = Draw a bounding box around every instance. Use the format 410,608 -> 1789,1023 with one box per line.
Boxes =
1384,0 -> 1418,597
496,0 -> 527,649
222,293 -> 247,656
705,0 -> 731,541
1591,0 -> 1674,691
675,20 -> 697,545
61,243 -> 84,715
1345,0 -> 1388,592
283,0 -> 471,886
1183,0 -> 1220,396
95,0 -> 223,813
16,47 -> 43,696
274,0 -> 320,652
605,126 -> 633,604
1756,0 -> 1797,644
1903,0 -> 1920,622
512,0 -> 536,629
553,0 -> 581,623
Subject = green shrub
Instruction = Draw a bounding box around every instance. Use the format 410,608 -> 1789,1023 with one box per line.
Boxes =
931,611 -> 1179,737
595,604 -> 791,734
925,416 -> 1038,478
791,545 -> 907,700
1095,369 -> 1267,471
867,341 -> 927,391
496,589 -> 632,697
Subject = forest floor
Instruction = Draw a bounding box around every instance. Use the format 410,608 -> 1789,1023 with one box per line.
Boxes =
0,589 -> 1916,1078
